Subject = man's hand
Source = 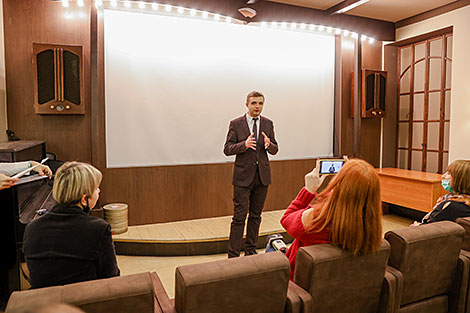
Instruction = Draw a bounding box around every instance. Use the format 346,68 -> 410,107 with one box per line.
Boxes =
0,173 -> 19,190
304,160 -> 326,194
262,132 -> 271,149
245,133 -> 257,150
30,161 -> 53,179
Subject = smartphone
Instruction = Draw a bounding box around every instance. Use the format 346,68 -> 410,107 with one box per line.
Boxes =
318,158 -> 345,175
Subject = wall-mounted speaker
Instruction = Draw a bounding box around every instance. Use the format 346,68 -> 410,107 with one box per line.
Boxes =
351,69 -> 387,118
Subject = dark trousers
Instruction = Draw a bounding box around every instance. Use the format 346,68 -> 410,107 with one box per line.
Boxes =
228,170 -> 269,258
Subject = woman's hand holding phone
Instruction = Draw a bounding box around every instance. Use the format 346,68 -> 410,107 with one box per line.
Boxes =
305,160 -> 326,194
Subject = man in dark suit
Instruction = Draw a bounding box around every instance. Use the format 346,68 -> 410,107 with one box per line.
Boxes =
224,91 -> 278,258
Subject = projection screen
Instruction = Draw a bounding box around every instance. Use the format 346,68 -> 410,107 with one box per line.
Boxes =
104,9 -> 335,168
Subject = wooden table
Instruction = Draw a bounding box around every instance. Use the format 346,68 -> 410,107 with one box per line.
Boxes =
376,168 -> 447,212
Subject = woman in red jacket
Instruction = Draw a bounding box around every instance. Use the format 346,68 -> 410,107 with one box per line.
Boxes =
281,159 -> 382,280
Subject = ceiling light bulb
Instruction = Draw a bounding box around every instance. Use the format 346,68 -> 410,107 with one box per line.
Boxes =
335,28 -> 341,34
95,0 -> 103,8
190,8 -> 196,16
177,7 -> 184,14
214,14 -> 220,21
352,32 -> 358,39
309,24 -> 315,31
77,0 -> 84,7
271,21 -> 277,28
318,25 -> 324,31
261,21 -> 267,27
368,37 -> 375,44
124,1 -> 131,8
202,11 -> 208,18
291,22 -> 297,29
280,22 -> 287,28
327,27 -> 332,33
62,0 -> 69,7
343,30 -> 349,36
361,35 -> 367,41
165,4 -> 171,12
226,16 -> 232,23
300,23 -> 306,29
110,0 -> 117,7
152,3 -> 159,10
139,2 -> 145,9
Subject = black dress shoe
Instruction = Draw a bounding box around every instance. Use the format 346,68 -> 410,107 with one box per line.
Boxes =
244,250 -> 258,256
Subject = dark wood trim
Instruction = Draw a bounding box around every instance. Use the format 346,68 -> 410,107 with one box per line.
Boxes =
325,0 -> 369,15
388,26 -> 453,47
353,38 -> 362,156
396,0 -> 470,28
407,45 -> 415,170
333,34 -> 342,156
438,35 -> 448,173
422,40 -> 430,171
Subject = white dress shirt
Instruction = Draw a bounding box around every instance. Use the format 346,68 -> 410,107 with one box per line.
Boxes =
245,114 -> 260,138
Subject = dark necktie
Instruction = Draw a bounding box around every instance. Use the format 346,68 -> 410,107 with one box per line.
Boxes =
253,118 -> 258,141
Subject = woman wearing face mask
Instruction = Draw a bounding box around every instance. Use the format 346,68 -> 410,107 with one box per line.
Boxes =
23,162 -> 120,288
419,160 -> 470,224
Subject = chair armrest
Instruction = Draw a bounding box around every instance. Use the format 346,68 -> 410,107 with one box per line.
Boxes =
448,254 -> 469,313
286,281 -> 312,313
377,266 -> 403,313
151,273 -> 176,313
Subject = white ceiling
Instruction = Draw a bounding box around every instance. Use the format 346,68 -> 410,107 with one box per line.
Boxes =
266,0 -> 459,22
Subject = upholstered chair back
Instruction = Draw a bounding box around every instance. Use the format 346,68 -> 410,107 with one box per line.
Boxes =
385,221 -> 468,313
175,251 -> 290,313
293,240 -> 391,313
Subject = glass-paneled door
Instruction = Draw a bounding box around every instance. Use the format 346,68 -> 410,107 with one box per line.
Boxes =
397,33 -> 452,173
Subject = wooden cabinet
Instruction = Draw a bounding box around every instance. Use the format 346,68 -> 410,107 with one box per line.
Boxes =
33,43 -> 84,114
351,69 -> 387,118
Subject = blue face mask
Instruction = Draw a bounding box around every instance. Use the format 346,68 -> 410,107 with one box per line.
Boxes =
441,179 -> 452,192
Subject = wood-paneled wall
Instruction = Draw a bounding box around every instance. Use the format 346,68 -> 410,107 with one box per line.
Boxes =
338,36 -> 385,167
3,0 -> 92,162
3,0 -> 393,225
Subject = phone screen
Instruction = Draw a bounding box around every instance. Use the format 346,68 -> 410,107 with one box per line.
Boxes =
319,159 -> 345,174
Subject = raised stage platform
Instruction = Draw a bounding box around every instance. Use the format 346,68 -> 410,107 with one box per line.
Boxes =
112,209 -> 291,256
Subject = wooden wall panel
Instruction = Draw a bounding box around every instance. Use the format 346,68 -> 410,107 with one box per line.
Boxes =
340,37 -> 383,167
3,0 -> 92,162
99,159 -> 314,225
383,45 -> 398,167
360,40 -> 383,167
3,0 -> 388,226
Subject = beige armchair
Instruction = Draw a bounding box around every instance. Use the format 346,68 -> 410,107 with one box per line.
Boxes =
456,217 -> 470,313
385,221 -> 469,313
292,239 -> 395,313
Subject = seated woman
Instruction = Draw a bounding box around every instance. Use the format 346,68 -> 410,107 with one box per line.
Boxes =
281,159 -> 382,279
419,160 -> 470,224
23,162 -> 120,288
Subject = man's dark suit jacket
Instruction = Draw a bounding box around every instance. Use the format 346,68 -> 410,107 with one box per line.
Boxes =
224,115 -> 278,187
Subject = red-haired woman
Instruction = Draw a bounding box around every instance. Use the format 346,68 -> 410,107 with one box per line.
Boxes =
281,159 -> 383,279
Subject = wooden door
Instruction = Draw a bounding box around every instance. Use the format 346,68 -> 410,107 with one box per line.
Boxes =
396,33 -> 452,173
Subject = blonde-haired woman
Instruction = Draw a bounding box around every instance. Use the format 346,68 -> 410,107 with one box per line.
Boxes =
419,160 -> 470,224
23,162 -> 120,288
281,159 -> 382,279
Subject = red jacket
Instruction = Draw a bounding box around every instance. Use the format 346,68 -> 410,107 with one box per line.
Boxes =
281,187 -> 330,280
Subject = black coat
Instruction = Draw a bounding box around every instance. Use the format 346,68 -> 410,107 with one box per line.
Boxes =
23,205 -> 120,288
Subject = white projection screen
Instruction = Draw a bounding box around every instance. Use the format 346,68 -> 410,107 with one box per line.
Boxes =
104,9 -> 335,168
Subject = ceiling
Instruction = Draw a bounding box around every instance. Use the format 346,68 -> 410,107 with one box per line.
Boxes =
266,0 -> 459,22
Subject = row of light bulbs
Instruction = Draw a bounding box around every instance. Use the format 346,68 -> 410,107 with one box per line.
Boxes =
60,0 -> 376,43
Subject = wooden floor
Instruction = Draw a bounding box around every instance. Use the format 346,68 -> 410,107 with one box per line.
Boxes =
112,210 -> 412,256
113,209 -> 285,242
112,210 -> 287,256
